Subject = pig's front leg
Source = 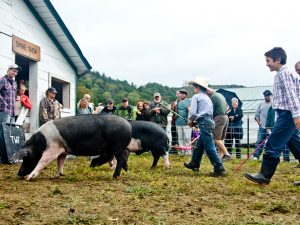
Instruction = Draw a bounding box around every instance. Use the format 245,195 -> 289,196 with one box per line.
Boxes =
27,143 -> 65,181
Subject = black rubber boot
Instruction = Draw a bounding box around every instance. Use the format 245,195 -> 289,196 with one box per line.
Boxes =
244,156 -> 279,185
244,172 -> 270,184
212,166 -> 227,177
184,161 -> 199,172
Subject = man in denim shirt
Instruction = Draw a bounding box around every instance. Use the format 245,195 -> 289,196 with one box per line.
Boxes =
245,47 -> 300,185
184,76 -> 226,176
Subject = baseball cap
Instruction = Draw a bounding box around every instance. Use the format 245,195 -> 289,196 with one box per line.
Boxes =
178,89 -> 188,95
153,93 -> 161,97
122,97 -> 128,102
263,90 -> 272,96
8,64 -> 22,71
106,99 -> 114,104
47,87 -> 58,94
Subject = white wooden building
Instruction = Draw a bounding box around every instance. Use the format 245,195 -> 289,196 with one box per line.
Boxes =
223,86 -> 273,145
0,0 -> 91,135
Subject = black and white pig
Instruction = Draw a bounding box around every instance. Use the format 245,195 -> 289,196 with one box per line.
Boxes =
16,115 -> 132,180
91,120 -> 170,169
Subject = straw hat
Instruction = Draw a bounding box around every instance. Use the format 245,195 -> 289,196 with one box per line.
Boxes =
188,76 -> 212,91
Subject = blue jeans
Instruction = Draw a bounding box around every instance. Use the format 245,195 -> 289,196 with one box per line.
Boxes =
253,127 -> 268,159
262,110 -> 300,176
191,117 -> 224,171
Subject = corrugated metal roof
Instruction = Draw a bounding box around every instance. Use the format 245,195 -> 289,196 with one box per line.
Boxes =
24,0 -> 92,75
223,86 -> 273,112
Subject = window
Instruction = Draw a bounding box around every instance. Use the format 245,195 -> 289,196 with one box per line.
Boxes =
51,77 -> 70,109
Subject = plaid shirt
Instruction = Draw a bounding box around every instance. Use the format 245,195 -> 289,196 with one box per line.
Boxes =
273,66 -> 300,118
0,75 -> 17,116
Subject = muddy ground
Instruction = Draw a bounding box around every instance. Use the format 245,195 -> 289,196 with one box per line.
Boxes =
0,154 -> 299,225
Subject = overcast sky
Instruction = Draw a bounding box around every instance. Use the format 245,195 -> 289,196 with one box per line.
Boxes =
51,0 -> 300,88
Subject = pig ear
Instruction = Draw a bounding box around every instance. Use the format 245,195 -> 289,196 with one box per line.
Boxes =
12,149 -> 31,161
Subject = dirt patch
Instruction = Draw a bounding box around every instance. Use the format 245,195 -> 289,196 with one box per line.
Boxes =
0,154 -> 299,224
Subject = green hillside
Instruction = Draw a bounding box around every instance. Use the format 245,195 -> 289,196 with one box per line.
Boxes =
77,71 -> 245,105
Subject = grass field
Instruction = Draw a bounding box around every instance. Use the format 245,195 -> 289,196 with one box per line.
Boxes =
0,154 -> 299,225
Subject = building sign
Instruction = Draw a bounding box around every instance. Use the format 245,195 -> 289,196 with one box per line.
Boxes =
12,35 -> 40,61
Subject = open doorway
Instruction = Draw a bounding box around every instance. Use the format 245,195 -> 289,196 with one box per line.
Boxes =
15,54 -> 35,133
15,54 -> 34,95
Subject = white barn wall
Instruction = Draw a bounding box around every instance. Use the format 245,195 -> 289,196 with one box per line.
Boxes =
0,0 -> 77,132
0,0 -> 14,75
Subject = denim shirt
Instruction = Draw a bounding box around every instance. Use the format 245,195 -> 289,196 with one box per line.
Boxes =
189,92 -> 213,122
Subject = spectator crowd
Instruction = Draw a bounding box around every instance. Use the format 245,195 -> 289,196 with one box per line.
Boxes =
0,47 -> 299,185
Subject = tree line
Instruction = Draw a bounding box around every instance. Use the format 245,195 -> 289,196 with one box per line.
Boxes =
77,71 -> 245,106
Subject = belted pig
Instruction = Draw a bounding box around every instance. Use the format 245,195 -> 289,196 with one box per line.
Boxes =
16,115 -> 132,180
91,120 -> 170,169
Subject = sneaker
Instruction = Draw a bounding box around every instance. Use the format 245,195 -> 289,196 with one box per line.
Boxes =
222,154 -> 231,161
252,157 -> 258,161
184,162 -> 199,172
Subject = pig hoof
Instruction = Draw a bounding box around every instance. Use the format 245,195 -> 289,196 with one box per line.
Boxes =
27,173 -> 38,181
52,174 -> 64,179
122,165 -> 128,172
164,163 -> 171,168
26,177 -> 35,182
89,162 -> 97,168
113,173 -> 120,179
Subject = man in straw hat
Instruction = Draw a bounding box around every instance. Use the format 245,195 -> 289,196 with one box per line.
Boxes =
184,76 -> 226,176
